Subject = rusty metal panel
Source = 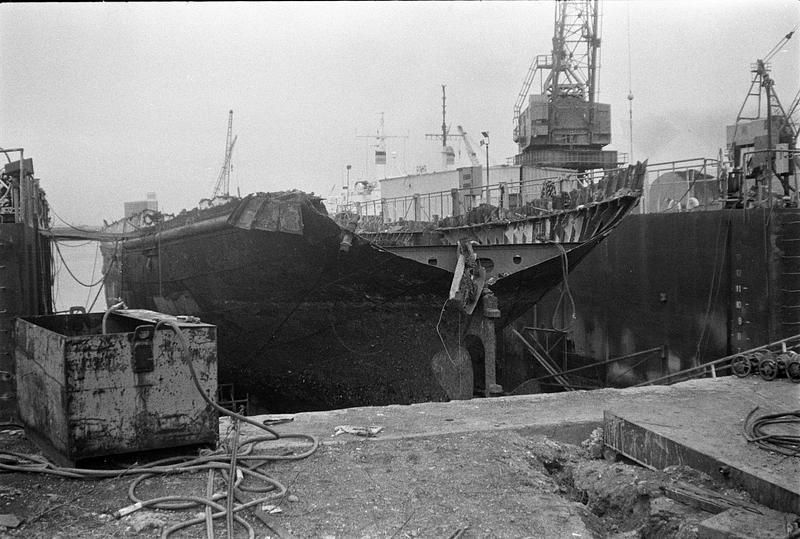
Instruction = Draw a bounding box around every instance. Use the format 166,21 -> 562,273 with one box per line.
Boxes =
15,310 -> 217,462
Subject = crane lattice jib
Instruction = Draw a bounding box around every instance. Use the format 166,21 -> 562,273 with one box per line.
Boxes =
213,110 -> 235,198
513,0 -> 600,131
550,0 -> 599,102
456,125 -> 481,167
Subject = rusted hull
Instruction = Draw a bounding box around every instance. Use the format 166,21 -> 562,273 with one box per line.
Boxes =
103,197 -> 463,412
101,192 -> 637,412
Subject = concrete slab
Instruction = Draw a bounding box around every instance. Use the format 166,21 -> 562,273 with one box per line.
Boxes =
602,378 -> 799,514
229,376 -> 796,450
212,376 -> 798,537
698,507 -> 797,539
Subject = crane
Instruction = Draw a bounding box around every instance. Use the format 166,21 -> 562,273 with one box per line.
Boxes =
727,29 -> 798,199
513,1 -> 600,140
212,110 -> 237,198
455,125 -> 481,167
732,31 -> 794,127
729,30 -> 796,161
512,0 -> 615,170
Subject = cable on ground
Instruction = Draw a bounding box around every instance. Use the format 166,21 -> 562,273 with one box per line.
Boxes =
743,407 -> 800,457
0,319 -> 319,539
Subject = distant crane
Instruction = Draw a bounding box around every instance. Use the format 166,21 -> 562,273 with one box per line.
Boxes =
455,125 -> 481,167
727,29 -> 798,199
732,31 -> 795,130
212,110 -> 237,198
729,30 -> 796,161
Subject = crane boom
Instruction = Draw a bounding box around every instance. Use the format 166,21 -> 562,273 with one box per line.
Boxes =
729,29 -> 797,162
213,110 -> 235,198
456,125 -> 481,167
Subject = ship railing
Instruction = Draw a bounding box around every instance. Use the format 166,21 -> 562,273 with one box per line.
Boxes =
339,163 -> 639,227
642,150 -> 800,213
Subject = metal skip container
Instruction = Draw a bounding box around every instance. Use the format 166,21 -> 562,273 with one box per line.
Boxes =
15,309 -> 218,463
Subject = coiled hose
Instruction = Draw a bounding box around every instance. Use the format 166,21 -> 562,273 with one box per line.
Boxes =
0,318 -> 319,539
743,407 -> 800,457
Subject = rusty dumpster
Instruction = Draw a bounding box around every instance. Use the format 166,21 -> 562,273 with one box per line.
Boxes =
15,309 -> 218,464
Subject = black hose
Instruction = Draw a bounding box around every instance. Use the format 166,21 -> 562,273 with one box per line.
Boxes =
1,317 -> 320,539
743,407 -> 800,457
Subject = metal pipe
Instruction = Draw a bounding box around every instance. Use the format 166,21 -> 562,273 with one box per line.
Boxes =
633,334 -> 800,387
524,345 -> 665,382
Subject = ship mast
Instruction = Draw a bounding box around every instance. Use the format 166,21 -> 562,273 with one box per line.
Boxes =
356,113 -> 408,178
426,85 -> 456,170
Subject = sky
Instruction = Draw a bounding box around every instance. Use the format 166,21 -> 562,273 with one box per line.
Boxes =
1,1 -> 799,226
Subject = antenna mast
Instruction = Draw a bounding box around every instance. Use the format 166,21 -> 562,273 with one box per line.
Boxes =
426,84 -> 456,169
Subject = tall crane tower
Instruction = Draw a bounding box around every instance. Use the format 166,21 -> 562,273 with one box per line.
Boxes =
213,110 -> 237,198
512,0 -> 616,171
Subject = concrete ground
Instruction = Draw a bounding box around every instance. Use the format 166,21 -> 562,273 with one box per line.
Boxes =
234,376 -> 797,450
219,376 -> 798,538
2,376 -> 797,538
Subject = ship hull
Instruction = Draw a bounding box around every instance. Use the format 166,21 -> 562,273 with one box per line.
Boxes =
102,189 -> 639,412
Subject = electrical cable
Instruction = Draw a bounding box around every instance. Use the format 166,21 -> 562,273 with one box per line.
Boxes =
550,243 -> 576,332
743,407 -> 800,457
52,240 -> 110,288
693,213 -> 731,364
84,243 -> 101,307
0,319 -> 319,539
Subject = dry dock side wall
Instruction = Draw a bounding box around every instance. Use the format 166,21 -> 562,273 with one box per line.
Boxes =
506,209 -> 792,388
0,224 -> 52,423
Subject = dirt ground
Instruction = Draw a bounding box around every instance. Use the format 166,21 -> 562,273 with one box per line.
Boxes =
1,422 -> 790,539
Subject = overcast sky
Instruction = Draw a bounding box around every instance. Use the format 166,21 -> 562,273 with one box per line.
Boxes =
2,1 -> 798,225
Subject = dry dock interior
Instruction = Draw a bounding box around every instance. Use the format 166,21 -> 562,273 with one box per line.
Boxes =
1,376 -> 798,538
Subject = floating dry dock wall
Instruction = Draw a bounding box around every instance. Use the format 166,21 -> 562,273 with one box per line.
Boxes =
0,155 -> 53,424
529,206 -> 800,387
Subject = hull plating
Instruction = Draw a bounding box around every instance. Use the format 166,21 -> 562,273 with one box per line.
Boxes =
102,190 -> 638,411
